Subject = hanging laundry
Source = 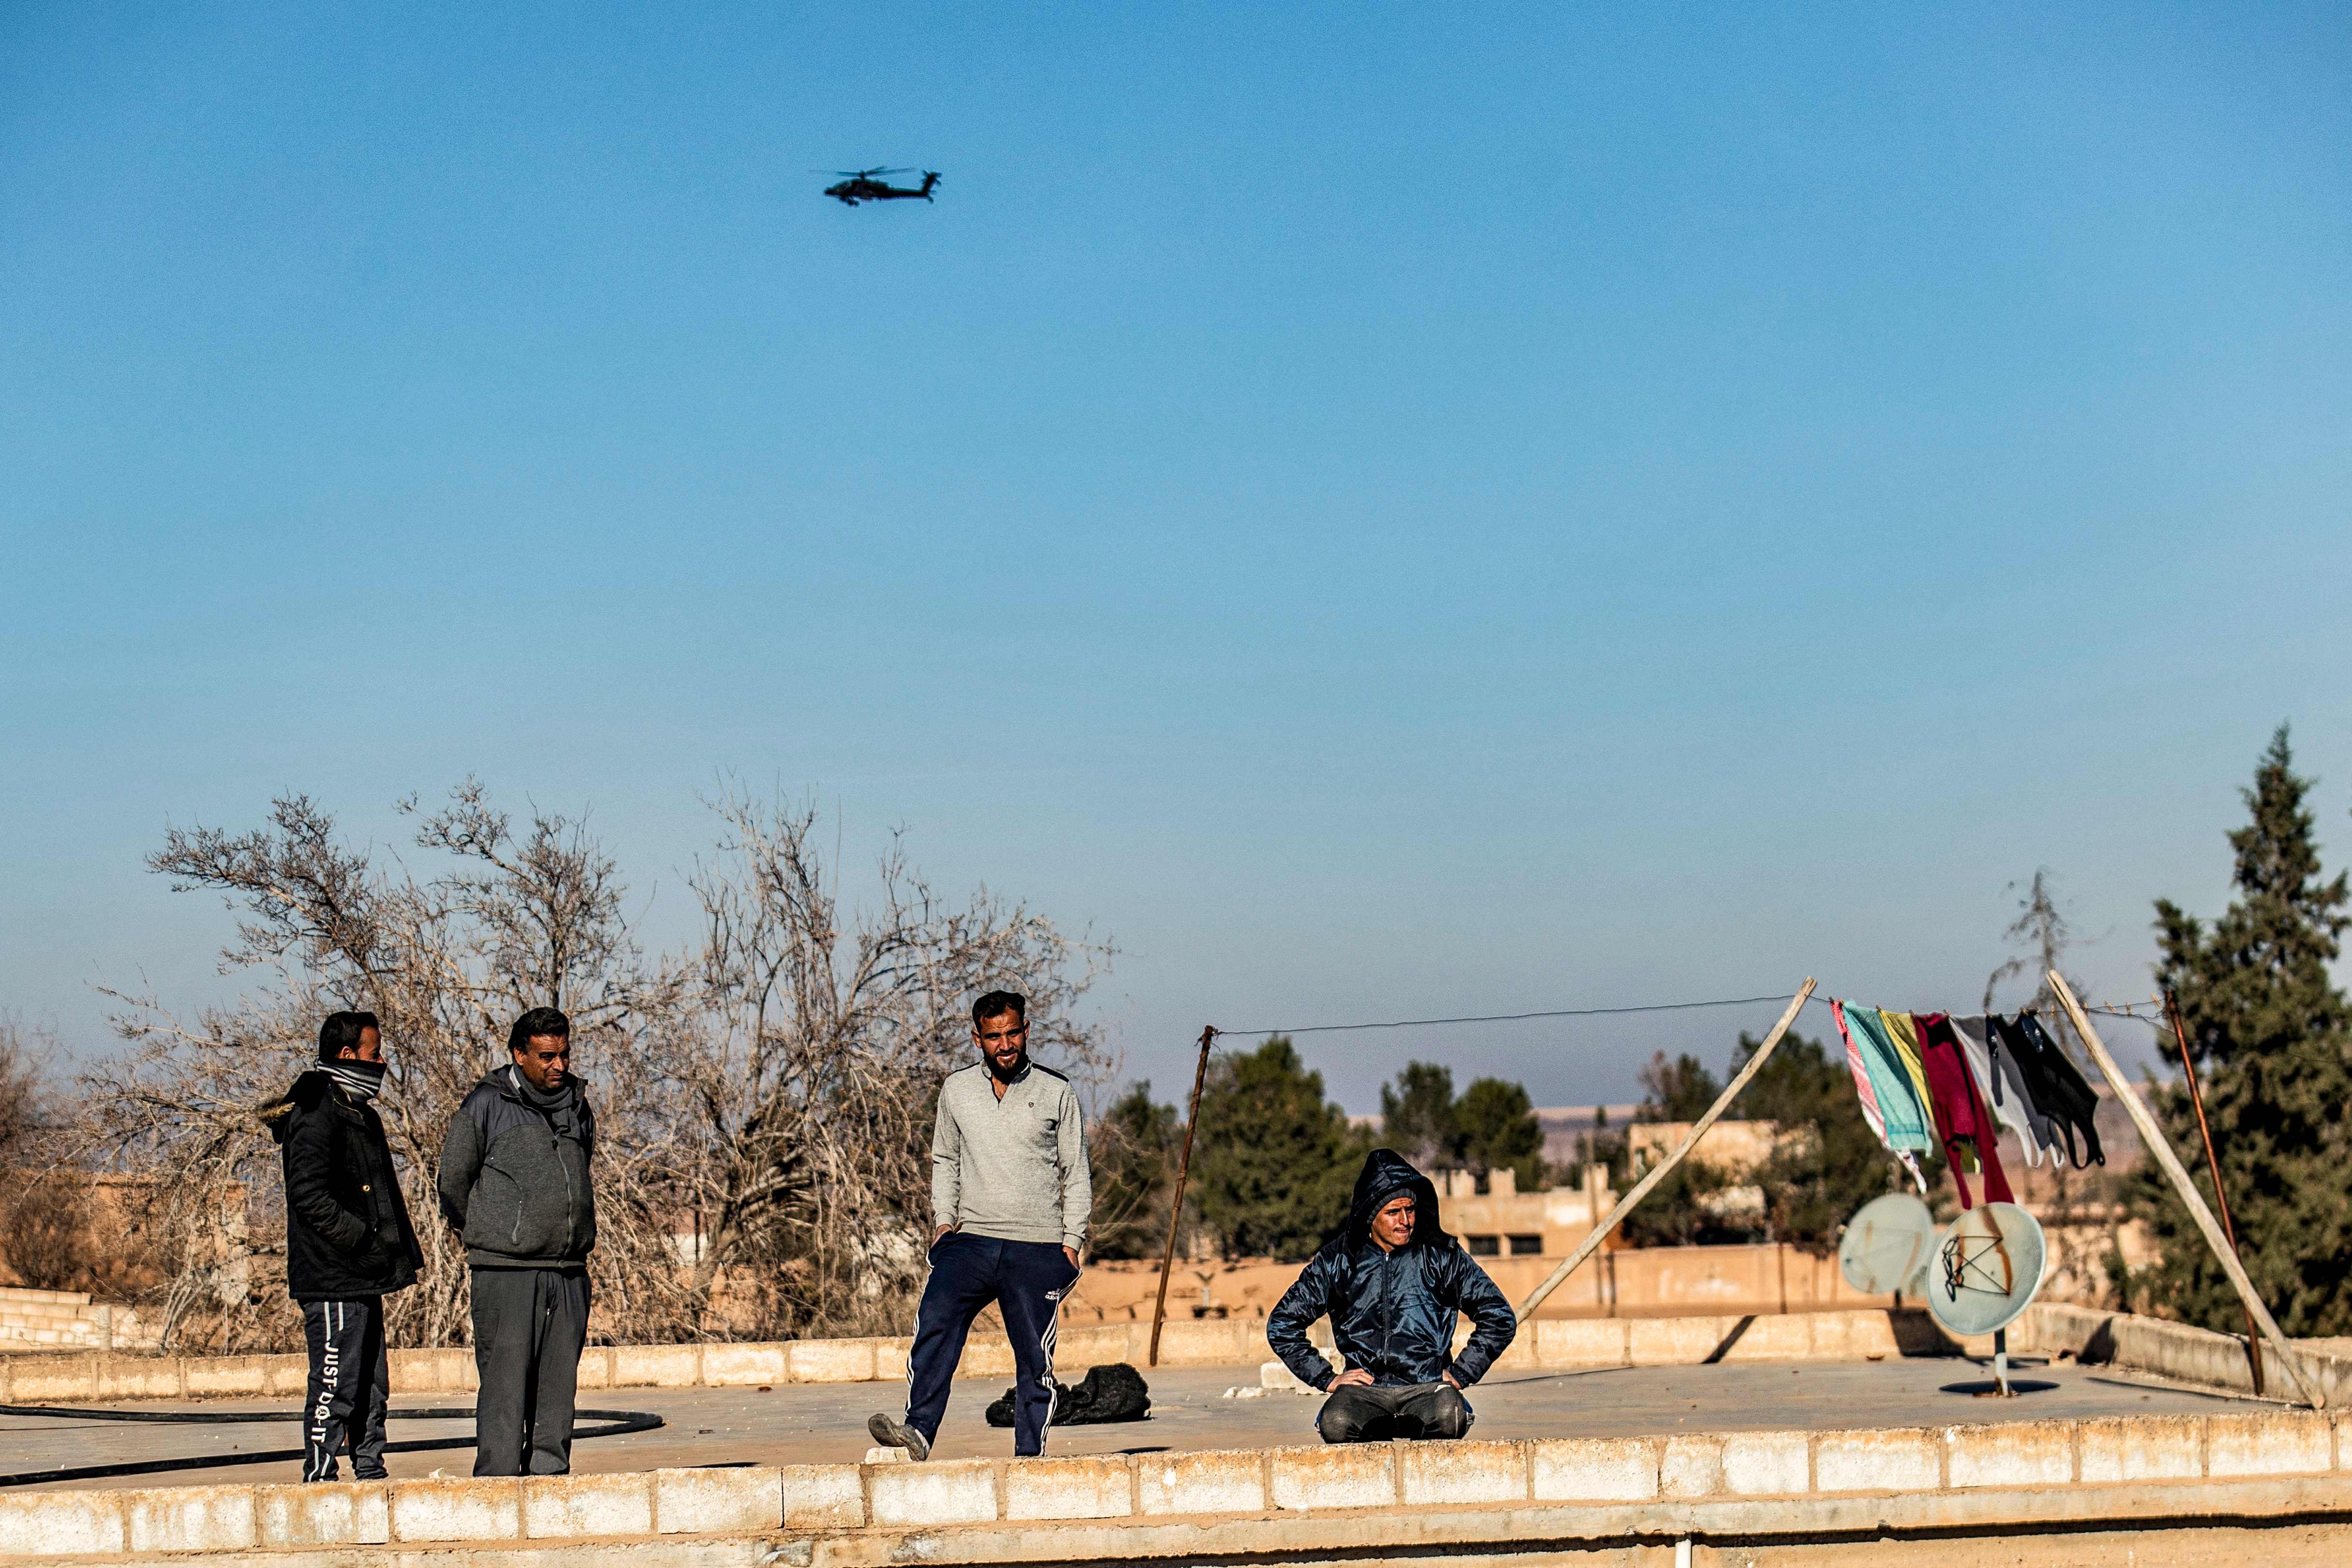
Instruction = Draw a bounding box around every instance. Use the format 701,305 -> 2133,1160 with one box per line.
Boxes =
1839,1004 -> 1933,1153
1987,1013 -> 2102,1169
1898,1007 -> 1969,1173
1831,1001 -> 1929,1195
1981,1013 -> 2067,1161
1914,1013 -> 2015,1208
1830,1000 -> 1888,1144
2016,1010 -> 2105,1168
1949,1015 -> 2043,1167
1876,1010 -> 1944,1148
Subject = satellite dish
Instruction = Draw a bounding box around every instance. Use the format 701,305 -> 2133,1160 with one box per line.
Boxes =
1839,1193 -> 1936,1296
1925,1202 -> 2047,1337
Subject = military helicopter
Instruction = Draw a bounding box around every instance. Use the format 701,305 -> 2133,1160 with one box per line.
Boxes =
822,167 -> 941,206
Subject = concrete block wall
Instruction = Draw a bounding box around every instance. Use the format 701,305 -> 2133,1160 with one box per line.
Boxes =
2017,1302 -> 2352,1407
30,1303 -> 2337,1412
51,1303 -> 2347,1413
7,1299 -> 2338,1411
0,1286 -> 156,1352
4,1406 -> 2350,1560
0,1308 -> 1945,1405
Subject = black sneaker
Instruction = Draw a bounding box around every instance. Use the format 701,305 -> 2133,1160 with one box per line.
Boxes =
867,1412 -> 929,1461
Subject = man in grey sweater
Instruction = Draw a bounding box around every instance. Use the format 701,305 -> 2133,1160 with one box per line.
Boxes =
436,1007 -> 597,1477
869,990 -> 1091,1460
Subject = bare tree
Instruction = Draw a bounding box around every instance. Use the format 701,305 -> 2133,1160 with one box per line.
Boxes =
67,780 -> 1113,1350
668,786 -> 1114,1336
1981,866 -> 2120,1306
78,785 -> 691,1351
0,1016 -> 52,1171
1983,868 -> 2087,1044
0,1019 -> 75,1289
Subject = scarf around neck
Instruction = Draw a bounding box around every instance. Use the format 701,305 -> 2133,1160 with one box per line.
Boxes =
508,1064 -> 583,1138
324,1058 -> 387,1104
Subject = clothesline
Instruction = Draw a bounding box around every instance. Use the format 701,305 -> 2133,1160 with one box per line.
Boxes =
1211,988 -> 2163,1042
1830,999 -> 2112,1204
1208,978 -> 2157,1219
1212,992 -> 1796,1039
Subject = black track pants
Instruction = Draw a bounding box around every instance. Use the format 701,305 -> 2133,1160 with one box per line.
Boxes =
469,1268 -> 590,1476
301,1297 -> 390,1481
1315,1380 -> 1472,1443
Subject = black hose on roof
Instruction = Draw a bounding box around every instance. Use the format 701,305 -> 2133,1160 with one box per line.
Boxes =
0,1404 -> 663,1488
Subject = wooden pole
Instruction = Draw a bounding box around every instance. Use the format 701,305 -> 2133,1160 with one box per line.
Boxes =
2161,988 -> 2265,1396
1148,1026 -> 1217,1368
2048,972 -> 2322,1410
1518,979 -> 1816,1320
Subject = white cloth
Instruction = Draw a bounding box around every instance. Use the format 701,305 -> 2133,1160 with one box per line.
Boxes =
1949,1014 -> 2042,1167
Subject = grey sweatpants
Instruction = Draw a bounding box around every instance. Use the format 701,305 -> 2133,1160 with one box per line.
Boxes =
1315,1380 -> 1472,1443
469,1268 -> 589,1476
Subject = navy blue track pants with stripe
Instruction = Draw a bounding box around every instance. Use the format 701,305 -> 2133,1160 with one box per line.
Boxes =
904,1234 -> 1078,1456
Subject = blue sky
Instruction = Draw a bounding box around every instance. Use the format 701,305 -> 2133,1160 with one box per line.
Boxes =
4,3 -> 2349,1111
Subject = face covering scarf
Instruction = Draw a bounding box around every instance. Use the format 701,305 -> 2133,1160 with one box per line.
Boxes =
326,1057 -> 387,1103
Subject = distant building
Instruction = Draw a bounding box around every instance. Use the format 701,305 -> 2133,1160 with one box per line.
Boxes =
1433,1165 -> 1617,1260
1535,1105 -> 1638,1170
1622,1119 -> 1795,1173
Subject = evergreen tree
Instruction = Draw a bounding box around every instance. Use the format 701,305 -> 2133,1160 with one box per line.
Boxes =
1378,1060 -> 1463,1170
2129,726 -> 2352,1334
1087,1082 -> 1180,1260
1621,1049 -> 1742,1245
1374,1062 -> 1548,1189
1192,1037 -> 1371,1261
1456,1076 -> 1547,1190
1636,1052 -> 1722,1121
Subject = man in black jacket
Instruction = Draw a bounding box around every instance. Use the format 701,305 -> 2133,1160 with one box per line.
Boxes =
1267,1149 -> 1517,1443
436,1007 -> 598,1477
263,1010 -> 424,1483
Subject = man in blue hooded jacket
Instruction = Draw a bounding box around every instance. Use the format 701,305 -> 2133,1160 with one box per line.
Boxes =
1267,1149 -> 1517,1443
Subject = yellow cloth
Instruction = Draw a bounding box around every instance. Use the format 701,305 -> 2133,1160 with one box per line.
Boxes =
1877,1010 -> 1949,1156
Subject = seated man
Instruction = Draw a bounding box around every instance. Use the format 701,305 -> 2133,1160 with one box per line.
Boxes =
1268,1149 -> 1517,1443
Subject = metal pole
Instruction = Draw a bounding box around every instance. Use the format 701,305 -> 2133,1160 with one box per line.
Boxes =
1518,979 -> 1816,1320
2162,988 -> 2265,1396
2048,972 -> 2323,1409
1148,1026 -> 1217,1368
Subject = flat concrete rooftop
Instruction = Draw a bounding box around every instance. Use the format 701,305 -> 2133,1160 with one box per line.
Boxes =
2,1354 -> 2262,1493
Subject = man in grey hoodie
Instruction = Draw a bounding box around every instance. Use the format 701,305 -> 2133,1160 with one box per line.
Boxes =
436,1007 -> 597,1477
869,990 -> 1091,1460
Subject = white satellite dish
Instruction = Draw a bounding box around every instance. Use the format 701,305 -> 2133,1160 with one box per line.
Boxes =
1925,1202 -> 2047,1336
1838,1192 -> 1936,1296
1925,1201 -> 2048,1397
